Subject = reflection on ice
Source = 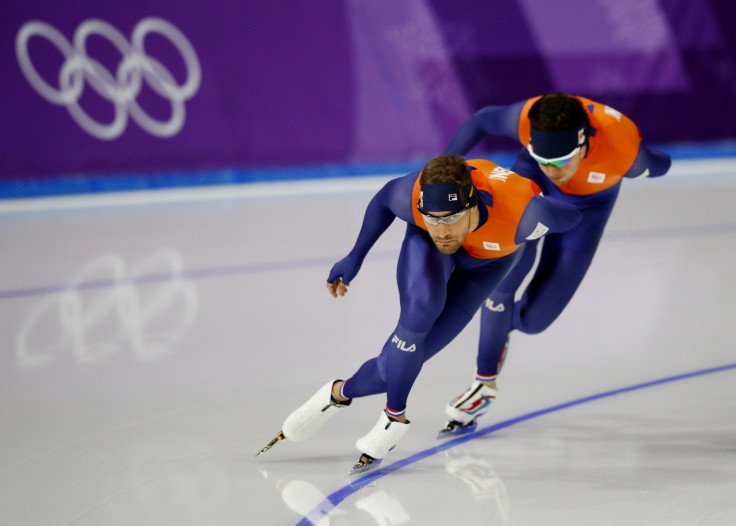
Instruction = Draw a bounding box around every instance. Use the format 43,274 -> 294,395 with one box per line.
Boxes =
258,467 -> 411,525
15,248 -> 198,369
445,445 -> 512,523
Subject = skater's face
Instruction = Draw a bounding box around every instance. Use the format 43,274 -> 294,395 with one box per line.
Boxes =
535,145 -> 586,187
423,207 -> 476,254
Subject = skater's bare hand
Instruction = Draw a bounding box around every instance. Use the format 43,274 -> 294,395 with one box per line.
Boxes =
326,278 -> 349,298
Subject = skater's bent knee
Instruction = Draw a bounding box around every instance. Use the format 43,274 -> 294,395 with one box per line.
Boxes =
515,314 -> 556,335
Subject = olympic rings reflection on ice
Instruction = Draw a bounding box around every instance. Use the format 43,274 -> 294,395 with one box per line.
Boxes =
16,249 -> 199,369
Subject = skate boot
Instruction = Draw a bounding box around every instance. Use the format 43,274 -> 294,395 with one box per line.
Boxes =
438,381 -> 497,438
256,380 -> 351,456
350,411 -> 411,475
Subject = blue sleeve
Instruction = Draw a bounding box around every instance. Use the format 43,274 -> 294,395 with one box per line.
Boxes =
444,101 -> 526,155
327,173 -> 416,284
514,195 -> 583,244
624,143 -> 672,179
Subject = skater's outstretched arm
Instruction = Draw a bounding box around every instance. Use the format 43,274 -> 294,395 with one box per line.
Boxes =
326,173 -> 416,297
444,101 -> 526,156
624,142 -> 672,179
514,194 -> 582,244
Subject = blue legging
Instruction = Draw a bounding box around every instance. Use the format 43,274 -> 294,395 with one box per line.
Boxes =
342,223 -> 521,414
476,154 -> 620,378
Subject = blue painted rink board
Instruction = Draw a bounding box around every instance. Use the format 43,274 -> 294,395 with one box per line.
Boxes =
2,141 -> 735,200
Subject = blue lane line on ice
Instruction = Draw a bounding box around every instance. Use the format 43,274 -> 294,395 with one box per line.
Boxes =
2,219 -> 736,302
0,255 -> 346,300
295,362 -> 736,526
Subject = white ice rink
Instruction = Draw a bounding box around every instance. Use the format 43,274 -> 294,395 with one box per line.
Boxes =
1,157 -> 735,525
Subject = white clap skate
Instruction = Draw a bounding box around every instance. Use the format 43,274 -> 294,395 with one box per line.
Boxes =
438,381 -> 497,439
350,411 -> 411,475
256,380 -> 351,456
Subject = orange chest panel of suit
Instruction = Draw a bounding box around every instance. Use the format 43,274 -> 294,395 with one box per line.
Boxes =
411,159 -> 541,259
518,96 -> 642,195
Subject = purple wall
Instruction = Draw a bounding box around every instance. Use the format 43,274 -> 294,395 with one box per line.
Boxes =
1,0 -> 735,186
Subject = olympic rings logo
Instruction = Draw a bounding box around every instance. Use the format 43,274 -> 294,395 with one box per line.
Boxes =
15,18 -> 202,140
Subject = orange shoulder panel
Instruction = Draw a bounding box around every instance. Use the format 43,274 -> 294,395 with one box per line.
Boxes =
410,160 -> 538,259
410,172 -> 425,228
463,159 -> 538,259
517,96 -> 542,146
518,95 -> 642,195
563,97 -> 641,194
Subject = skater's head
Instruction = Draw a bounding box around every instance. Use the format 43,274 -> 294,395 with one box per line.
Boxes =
527,93 -> 588,187
418,154 -> 477,213
417,154 -> 479,255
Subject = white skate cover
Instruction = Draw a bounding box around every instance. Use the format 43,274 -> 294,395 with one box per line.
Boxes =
445,381 -> 497,425
282,380 -> 350,442
355,411 -> 411,460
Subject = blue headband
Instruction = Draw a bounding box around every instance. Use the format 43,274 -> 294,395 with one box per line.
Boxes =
529,124 -> 587,160
418,183 -> 477,213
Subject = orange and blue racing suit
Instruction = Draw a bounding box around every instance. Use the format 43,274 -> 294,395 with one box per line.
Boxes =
326,159 -> 581,416
444,96 -> 672,382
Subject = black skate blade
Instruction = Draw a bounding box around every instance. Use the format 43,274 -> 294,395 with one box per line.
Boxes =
437,420 -> 477,439
349,453 -> 382,476
255,431 -> 286,456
